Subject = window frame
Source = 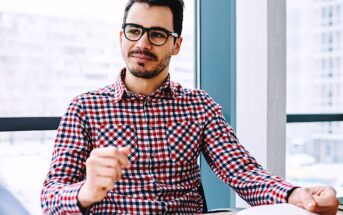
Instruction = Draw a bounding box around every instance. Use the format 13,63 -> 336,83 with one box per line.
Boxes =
0,117 -> 60,132
198,0 -> 237,209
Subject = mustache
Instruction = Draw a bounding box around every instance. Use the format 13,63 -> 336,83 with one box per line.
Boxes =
128,49 -> 157,61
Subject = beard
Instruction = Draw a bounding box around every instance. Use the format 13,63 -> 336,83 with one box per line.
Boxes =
126,49 -> 172,79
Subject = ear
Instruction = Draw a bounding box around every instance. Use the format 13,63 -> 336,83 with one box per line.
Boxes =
172,36 -> 183,55
119,31 -> 123,48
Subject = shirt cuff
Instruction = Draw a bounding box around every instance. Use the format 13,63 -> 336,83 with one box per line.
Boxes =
77,199 -> 91,215
60,181 -> 86,214
285,186 -> 301,203
268,181 -> 299,203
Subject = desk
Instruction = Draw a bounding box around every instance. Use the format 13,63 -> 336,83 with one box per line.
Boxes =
206,213 -> 236,215
205,213 -> 236,215
205,210 -> 343,215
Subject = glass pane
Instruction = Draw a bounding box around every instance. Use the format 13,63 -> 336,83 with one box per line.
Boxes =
0,131 -> 55,215
0,1 -> 196,215
286,122 -> 343,197
287,0 -> 343,114
0,0 -> 195,117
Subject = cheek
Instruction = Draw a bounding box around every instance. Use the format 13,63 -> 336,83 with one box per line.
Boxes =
164,46 -> 175,57
121,41 -> 133,55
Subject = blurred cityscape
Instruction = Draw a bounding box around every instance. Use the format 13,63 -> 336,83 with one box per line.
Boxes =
0,2 -> 194,214
286,0 -> 343,196
0,10 -> 194,117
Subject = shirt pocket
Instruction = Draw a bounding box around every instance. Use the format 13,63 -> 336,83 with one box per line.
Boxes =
96,123 -> 138,164
166,120 -> 202,165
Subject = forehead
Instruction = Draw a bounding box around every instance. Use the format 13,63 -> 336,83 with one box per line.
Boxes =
126,3 -> 174,30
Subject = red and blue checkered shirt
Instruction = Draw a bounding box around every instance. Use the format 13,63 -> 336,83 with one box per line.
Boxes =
41,69 -> 296,214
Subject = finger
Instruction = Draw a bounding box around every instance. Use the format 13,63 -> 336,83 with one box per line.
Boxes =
312,196 -> 340,213
113,148 -> 131,168
312,206 -> 338,215
106,165 -> 122,182
114,166 -> 122,181
96,176 -> 116,191
296,202 -> 305,209
92,157 -> 122,168
300,188 -> 317,211
119,146 -> 131,156
94,165 -> 121,180
91,146 -> 118,157
91,147 -> 131,168
313,187 -> 337,205
307,186 -> 339,212
92,146 -> 131,157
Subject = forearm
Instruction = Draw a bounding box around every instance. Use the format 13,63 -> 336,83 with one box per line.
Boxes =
207,153 -> 297,205
41,180 -> 85,215
229,169 -> 297,205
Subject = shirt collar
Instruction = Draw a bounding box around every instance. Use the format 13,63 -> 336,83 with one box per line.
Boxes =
113,68 -> 177,102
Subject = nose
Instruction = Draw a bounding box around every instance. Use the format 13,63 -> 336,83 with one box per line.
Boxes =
135,31 -> 152,49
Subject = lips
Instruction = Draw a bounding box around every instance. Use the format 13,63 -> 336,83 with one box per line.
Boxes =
131,53 -> 155,61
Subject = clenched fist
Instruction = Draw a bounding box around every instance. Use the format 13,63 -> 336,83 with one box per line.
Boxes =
77,146 -> 131,208
288,186 -> 339,215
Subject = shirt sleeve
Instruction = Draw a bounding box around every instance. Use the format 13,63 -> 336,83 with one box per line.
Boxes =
41,97 -> 92,214
200,93 -> 297,206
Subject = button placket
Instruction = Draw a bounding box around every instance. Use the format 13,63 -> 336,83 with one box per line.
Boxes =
143,97 -> 155,161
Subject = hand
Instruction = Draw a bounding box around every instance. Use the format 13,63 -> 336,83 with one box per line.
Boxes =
288,186 -> 339,215
77,146 -> 131,208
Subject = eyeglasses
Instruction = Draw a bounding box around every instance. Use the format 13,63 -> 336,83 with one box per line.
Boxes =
122,23 -> 179,46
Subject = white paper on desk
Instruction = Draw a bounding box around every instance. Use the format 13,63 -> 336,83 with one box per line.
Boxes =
237,203 -> 318,215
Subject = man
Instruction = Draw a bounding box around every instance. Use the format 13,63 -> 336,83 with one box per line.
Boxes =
41,0 -> 339,214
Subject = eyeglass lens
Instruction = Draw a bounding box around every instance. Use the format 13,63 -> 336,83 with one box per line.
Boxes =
124,25 -> 169,46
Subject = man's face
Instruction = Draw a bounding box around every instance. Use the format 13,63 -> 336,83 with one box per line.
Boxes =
120,3 -> 182,79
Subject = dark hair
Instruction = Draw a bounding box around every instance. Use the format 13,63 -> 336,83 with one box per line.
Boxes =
123,0 -> 184,36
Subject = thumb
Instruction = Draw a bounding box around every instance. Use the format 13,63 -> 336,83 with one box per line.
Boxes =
119,145 -> 131,156
300,188 -> 317,211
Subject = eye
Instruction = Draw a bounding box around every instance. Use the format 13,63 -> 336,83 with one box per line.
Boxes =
127,29 -> 141,35
150,31 -> 167,39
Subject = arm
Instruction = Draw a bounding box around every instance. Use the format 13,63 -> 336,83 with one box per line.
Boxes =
40,98 -> 92,214
40,98 -> 132,214
200,94 -> 296,205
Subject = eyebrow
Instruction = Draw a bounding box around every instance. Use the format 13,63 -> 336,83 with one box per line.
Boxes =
126,23 -> 174,33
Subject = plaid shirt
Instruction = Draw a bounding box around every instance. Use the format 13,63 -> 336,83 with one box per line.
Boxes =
41,69 -> 296,214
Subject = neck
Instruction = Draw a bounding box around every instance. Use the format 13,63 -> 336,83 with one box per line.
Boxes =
124,69 -> 169,96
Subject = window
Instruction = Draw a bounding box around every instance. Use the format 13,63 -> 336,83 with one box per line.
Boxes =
286,0 -> 343,197
0,131 -> 55,215
0,1 -> 195,214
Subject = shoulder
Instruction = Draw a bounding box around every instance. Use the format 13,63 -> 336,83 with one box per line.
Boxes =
172,81 -> 218,110
171,81 -> 213,101
69,84 -> 116,107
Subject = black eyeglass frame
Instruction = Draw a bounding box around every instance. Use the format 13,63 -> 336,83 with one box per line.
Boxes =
122,23 -> 179,46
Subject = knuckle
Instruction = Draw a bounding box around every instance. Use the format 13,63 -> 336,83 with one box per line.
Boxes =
86,157 -> 94,166
105,178 -> 114,186
112,171 -> 117,181
112,147 -> 119,154
90,148 -> 99,156
112,159 -> 119,167
117,171 -> 122,180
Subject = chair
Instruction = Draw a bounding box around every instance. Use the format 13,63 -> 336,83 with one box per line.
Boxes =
199,183 -> 232,214
0,185 -> 30,215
